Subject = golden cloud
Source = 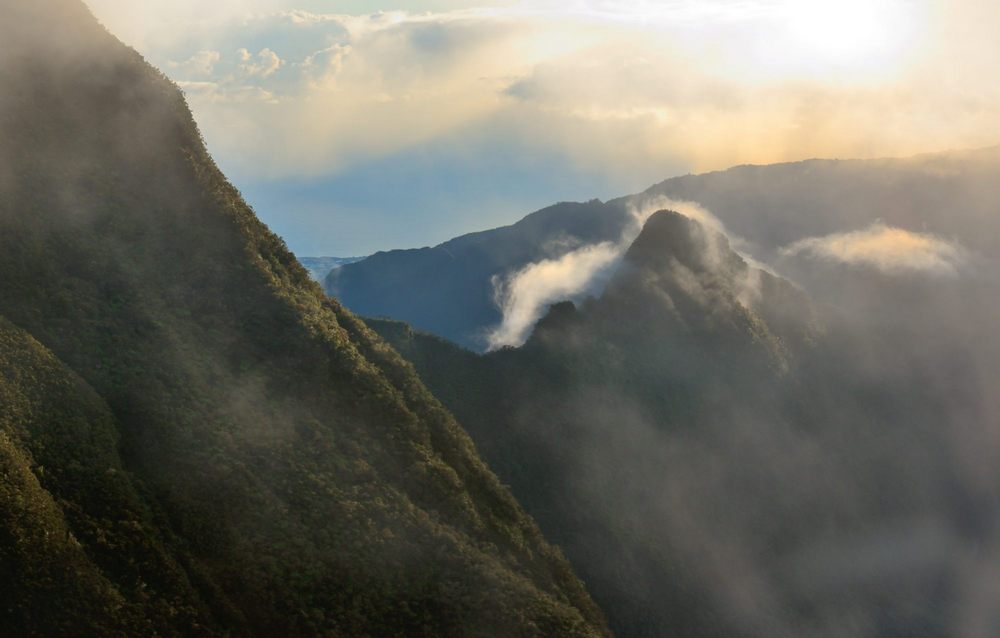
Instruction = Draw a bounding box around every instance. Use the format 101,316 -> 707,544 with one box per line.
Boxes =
781,224 -> 969,276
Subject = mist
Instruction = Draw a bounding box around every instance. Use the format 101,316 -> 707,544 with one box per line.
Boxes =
487,240 -> 620,349
487,195 -> 759,349
376,153 -> 1000,636
0,1 -> 615,636
8,0 -> 1000,636
512,229 -> 996,635
780,223 -> 970,277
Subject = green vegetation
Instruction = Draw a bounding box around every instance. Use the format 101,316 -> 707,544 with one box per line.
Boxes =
370,210 -> 957,638
0,318 -> 211,635
368,212 -> 816,638
0,1 -> 609,635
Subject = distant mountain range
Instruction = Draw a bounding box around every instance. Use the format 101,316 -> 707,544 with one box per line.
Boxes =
370,202 -> 1000,637
329,146 -> 1000,351
297,256 -> 364,282
327,199 -> 633,349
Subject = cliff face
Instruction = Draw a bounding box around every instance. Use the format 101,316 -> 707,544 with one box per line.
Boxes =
0,1 -> 610,636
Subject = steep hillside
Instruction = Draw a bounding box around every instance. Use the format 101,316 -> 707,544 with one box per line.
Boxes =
371,211 -> 827,637
0,317 -> 214,635
298,256 -> 364,283
0,1 -> 609,635
327,199 -> 632,349
372,208 -> 985,638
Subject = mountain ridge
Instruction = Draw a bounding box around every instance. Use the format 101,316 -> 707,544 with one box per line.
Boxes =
327,199 -> 632,349
368,195 -> 995,636
0,1 -> 610,635
330,144 -> 999,350
369,207 -> 824,637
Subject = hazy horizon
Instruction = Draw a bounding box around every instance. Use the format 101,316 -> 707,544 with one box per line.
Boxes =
82,0 -> 1000,255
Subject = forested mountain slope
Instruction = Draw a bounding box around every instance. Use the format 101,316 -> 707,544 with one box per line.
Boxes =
371,210 -> 823,637
372,209 -> 995,638
0,1 -> 609,635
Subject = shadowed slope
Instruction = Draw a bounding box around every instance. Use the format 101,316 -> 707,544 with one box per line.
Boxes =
0,1 -> 610,635
370,210 -> 821,638
327,199 -> 632,349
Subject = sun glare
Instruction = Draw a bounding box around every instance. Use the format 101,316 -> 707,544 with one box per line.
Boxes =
779,0 -> 917,74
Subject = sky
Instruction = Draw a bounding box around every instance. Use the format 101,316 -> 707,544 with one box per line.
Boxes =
82,0 -> 1000,256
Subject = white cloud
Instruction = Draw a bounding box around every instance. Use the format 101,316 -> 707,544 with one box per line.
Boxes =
84,1 -> 1000,185
781,224 -> 969,276
486,195 -> 753,349
302,44 -> 351,86
238,47 -> 284,77
487,241 -> 620,349
170,49 -> 221,76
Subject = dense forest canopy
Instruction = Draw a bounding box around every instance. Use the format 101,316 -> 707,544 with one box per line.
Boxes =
0,1 -> 609,635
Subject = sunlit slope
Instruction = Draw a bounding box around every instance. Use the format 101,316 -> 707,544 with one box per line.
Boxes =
0,1 -> 610,635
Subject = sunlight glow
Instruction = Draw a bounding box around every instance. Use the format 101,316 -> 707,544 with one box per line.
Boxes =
780,0 -> 917,74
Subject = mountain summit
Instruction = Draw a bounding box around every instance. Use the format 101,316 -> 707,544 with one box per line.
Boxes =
371,209 -> 822,637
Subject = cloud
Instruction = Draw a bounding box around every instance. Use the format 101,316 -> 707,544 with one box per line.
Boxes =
487,196 -> 761,349
485,197 -> 663,350
81,1 -> 1000,190
302,44 -> 351,87
780,224 -> 969,276
169,49 -> 221,77
82,1 -> 1000,255
487,241 -> 620,349
238,47 -> 284,77
149,9 -> 536,176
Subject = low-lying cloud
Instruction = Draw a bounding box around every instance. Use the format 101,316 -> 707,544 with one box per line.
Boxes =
487,196 -> 755,349
781,223 -> 969,276
486,241 -> 620,350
